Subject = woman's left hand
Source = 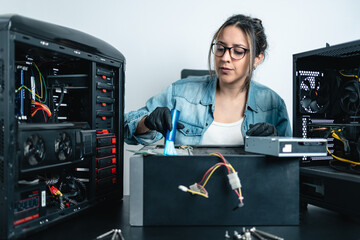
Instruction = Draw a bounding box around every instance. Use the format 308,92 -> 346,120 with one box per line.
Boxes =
246,122 -> 278,136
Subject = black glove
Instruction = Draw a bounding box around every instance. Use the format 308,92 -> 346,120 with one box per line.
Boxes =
246,122 -> 278,136
144,107 -> 184,137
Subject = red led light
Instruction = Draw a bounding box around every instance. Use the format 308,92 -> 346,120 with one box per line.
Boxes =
13,214 -> 39,226
97,129 -> 109,134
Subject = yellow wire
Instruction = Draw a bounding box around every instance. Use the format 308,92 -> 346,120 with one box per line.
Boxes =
202,163 -> 236,187
238,188 -> 243,199
210,152 -> 237,173
16,61 -> 44,99
31,100 -> 52,116
204,153 -> 236,187
210,152 -> 222,158
331,131 -> 342,141
32,62 -> 44,99
183,152 -> 242,199
327,148 -> 360,166
186,189 -> 209,198
227,164 -> 236,173
329,129 -> 360,165
209,152 -> 243,201
16,85 -> 42,99
339,70 -> 360,82
202,164 -> 222,187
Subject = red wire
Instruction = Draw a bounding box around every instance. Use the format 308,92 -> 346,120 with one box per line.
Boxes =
198,162 -> 227,185
196,183 -> 208,196
31,104 -> 51,117
213,152 -> 231,174
234,189 -> 241,199
213,152 -> 242,203
194,152 -> 242,204
31,107 -> 42,117
42,110 -> 47,122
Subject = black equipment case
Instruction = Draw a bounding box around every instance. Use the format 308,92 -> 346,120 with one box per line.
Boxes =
0,14 -> 125,239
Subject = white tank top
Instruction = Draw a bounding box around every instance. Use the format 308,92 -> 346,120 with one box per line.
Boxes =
201,118 -> 244,146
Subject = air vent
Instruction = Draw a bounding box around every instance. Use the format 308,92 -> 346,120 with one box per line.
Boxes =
318,43 -> 360,58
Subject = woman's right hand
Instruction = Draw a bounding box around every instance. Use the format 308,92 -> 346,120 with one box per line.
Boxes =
144,107 -> 173,137
136,107 -> 185,137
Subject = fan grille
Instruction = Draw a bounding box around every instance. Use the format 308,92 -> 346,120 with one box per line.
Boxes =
55,132 -> 72,161
299,71 -> 326,114
339,79 -> 360,116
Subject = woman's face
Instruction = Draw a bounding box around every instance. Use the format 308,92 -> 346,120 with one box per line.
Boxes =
215,25 -> 251,87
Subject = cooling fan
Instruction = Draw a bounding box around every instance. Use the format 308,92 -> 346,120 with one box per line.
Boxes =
24,134 -> 46,166
55,132 -> 73,161
299,74 -> 329,113
339,79 -> 360,116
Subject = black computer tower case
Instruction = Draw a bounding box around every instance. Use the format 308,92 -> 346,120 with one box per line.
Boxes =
293,40 -> 360,215
0,15 -> 125,239
293,40 -> 360,165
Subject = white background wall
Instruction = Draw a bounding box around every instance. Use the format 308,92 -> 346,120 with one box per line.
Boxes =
2,0 -> 360,195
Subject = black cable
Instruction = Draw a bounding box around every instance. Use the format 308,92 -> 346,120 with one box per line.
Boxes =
59,175 -> 87,203
59,195 -> 65,210
329,159 -> 360,175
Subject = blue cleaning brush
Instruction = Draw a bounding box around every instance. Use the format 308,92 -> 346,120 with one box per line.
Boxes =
164,109 -> 180,156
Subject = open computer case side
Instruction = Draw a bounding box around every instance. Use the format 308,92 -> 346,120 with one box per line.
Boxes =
293,40 -> 360,215
0,14 -> 125,239
293,40 -> 360,165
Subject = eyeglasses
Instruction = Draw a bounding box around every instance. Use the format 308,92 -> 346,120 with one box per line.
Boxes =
211,43 -> 249,60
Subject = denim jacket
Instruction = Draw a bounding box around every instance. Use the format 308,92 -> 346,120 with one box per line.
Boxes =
124,75 -> 292,145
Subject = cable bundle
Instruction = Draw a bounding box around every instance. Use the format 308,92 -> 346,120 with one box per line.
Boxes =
15,61 -> 52,121
178,152 -> 244,210
31,99 -> 51,117
328,128 -> 360,166
15,61 -> 48,103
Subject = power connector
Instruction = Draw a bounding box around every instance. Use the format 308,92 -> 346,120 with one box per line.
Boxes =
227,172 -> 241,190
178,185 -> 188,192
189,183 -> 200,194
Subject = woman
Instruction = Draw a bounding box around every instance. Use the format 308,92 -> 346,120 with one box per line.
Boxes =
125,14 -> 292,146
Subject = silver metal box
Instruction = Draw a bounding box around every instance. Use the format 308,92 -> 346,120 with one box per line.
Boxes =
245,136 -> 328,157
